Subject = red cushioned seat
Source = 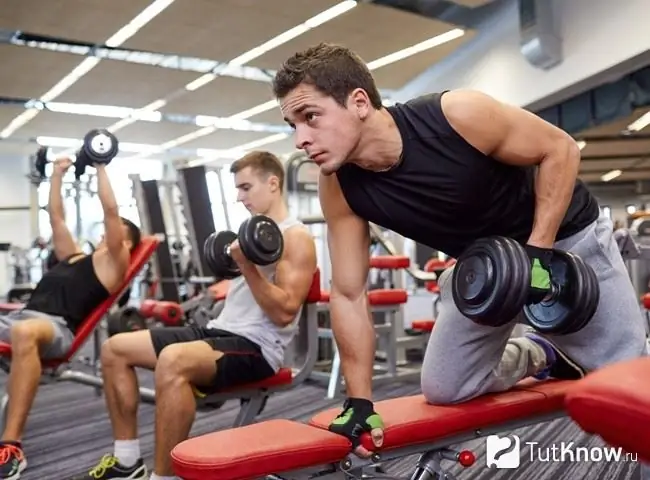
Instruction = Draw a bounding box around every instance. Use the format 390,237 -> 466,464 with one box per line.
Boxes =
171,379 -> 569,480
368,289 -> 408,305
370,255 -> 410,269
566,357 -> 650,463
219,367 -> 293,392
0,303 -> 24,312
319,289 -> 407,305
411,319 -> 435,332
642,293 -> 650,310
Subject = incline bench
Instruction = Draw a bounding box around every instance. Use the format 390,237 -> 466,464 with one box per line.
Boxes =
0,235 -> 162,431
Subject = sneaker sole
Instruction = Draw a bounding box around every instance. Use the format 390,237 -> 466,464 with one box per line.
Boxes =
113,465 -> 148,480
5,458 -> 26,480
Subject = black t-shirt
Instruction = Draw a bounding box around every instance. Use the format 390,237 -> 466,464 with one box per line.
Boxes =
25,253 -> 110,331
335,92 -> 599,259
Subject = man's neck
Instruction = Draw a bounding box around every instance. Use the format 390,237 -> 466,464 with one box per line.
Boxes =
261,202 -> 289,225
349,108 -> 403,172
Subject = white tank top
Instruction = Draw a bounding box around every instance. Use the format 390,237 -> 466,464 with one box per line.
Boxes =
206,217 -> 309,372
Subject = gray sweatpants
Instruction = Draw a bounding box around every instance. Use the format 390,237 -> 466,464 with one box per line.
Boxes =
0,309 -> 74,359
421,214 -> 648,405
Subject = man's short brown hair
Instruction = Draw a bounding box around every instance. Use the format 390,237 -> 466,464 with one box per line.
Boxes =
230,151 -> 285,191
272,43 -> 383,110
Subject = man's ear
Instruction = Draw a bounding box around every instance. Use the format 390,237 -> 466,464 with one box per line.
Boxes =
268,175 -> 280,192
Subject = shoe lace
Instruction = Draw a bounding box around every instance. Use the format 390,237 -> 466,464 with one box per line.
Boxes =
0,444 -> 22,464
89,454 -> 117,478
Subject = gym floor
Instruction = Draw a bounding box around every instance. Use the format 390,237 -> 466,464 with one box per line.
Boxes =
12,339 -> 641,480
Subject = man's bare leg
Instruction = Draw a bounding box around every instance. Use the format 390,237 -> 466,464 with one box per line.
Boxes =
2,319 -> 55,442
152,341 -> 220,476
100,331 -> 157,468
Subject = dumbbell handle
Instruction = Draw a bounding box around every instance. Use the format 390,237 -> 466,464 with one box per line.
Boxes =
527,281 -> 561,304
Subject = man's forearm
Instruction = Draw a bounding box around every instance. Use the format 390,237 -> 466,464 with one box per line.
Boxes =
528,141 -> 581,248
95,166 -> 119,215
48,173 -> 65,221
240,264 -> 293,326
330,292 -> 375,400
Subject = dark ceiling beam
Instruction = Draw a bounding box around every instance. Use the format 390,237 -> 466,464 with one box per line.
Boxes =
581,153 -> 650,161
577,133 -> 650,142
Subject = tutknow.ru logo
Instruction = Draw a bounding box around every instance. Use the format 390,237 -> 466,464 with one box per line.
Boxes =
486,434 -> 637,468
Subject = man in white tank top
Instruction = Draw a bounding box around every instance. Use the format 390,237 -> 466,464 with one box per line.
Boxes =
78,151 -> 317,480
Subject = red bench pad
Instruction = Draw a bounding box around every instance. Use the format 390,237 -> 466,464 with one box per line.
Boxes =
172,379 -> 569,480
642,293 -> 650,310
566,357 -> 650,463
411,319 -> 435,332
0,303 -> 24,312
320,289 -> 408,305
217,367 -> 292,393
172,419 -> 350,480
370,255 -> 410,269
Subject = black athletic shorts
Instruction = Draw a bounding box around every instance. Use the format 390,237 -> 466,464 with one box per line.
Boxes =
149,326 -> 275,394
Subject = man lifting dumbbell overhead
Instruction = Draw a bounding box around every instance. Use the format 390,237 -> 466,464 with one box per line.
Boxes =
273,43 -> 648,457
77,151 -> 317,480
0,130 -> 141,480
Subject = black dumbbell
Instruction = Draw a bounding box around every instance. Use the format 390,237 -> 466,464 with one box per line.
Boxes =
33,129 -> 119,181
204,215 -> 284,280
451,236 -> 599,335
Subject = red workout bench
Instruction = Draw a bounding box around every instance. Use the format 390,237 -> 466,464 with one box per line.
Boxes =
0,235 -> 162,431
173,356 -> 650,479
171,378 -> 570,480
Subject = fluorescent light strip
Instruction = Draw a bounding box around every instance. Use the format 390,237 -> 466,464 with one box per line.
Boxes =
601,169 -> 622,182
173,26 -> 467,160
212,28 -> 467,126
119,3 -> 356,161
184,1 -> 357,92
367,28 -> 465,70
0,0 -> 175,139
628,111 -> 650,132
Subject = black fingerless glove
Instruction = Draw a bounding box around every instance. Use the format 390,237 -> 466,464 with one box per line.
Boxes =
328,397 -> 384,448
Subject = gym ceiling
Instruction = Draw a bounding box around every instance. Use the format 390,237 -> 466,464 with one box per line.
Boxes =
0,0 -> 647,187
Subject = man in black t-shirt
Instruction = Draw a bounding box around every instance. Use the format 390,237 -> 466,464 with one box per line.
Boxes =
272,42 -> 647,458
0,157 -> 141,480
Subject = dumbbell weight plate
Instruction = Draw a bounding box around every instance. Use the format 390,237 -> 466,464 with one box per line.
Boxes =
452,236 -> 530,327
238,215 -> 284,266
34,147 -> 48,178
82,129 -> 119,165
205,231 -> 240,279
522,250 -> 598,335
523,250 -> 575,334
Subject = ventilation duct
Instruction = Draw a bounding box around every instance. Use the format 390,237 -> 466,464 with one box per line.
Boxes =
519,0 -> 563,70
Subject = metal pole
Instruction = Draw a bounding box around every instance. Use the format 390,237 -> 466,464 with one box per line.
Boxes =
215,167 -> 232,231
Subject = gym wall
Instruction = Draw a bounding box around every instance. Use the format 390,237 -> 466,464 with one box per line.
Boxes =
0,155 -> 36,295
